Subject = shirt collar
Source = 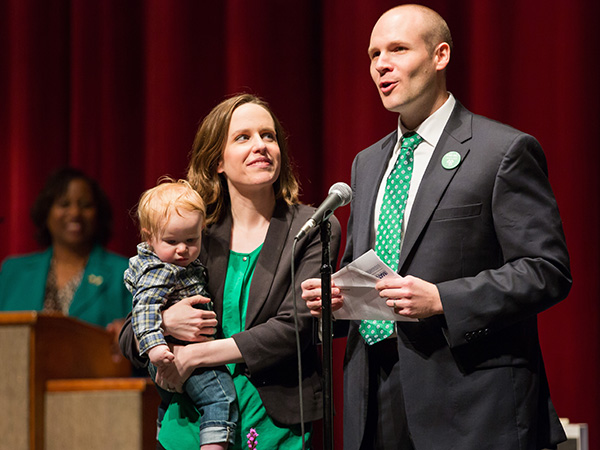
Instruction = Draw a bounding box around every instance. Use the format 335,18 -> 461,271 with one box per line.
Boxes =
397,93 -> 456,149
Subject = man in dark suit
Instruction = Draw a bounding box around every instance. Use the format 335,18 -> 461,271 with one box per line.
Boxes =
302,4 -> 571,450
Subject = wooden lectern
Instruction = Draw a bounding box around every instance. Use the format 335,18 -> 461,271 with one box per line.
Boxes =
0,311 -> 132,450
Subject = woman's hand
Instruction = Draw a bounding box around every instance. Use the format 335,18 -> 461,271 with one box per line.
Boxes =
155,346 -> 189,393
158,343 -> 211,392
170,344 -> 198,389
161,295 -> 218,342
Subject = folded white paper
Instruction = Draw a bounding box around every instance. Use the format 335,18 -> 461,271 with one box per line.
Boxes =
331,250 -> 417,321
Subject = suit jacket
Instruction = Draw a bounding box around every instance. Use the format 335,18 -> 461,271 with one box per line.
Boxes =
120,200 -> 342,425
342,101 -> 571,450
0,245 -> 132,328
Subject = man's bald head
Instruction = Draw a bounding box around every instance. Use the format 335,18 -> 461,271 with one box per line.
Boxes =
379,4 -> 453,55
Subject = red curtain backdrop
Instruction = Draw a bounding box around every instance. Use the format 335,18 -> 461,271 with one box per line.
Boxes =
1,1 -> 598,448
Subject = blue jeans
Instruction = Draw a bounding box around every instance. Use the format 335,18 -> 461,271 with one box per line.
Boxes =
148,363 -> 238,446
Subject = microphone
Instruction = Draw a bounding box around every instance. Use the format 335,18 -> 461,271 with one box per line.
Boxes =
295,182 -> 352,240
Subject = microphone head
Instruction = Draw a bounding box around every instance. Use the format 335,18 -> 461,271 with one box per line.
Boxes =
329,182 -> 352,206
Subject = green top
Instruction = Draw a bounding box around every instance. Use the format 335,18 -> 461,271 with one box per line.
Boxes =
0,245 -> 131,328
158,244 -> 311,449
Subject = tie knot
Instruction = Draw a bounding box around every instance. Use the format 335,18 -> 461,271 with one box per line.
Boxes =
401,132 -> 423,151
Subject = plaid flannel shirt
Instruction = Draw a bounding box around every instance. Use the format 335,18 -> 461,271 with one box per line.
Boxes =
124,242 -> 211,355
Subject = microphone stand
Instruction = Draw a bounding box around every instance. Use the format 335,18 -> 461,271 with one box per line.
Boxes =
320,219 -> 334,450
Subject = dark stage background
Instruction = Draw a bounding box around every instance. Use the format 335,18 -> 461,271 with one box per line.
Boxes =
1,0 -> 598,448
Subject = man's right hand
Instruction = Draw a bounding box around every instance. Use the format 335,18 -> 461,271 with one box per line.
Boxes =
301,278 -> 344,318
161,295 -> 218,342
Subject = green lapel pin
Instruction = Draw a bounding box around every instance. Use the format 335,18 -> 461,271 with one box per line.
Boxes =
441,151 -> 461,170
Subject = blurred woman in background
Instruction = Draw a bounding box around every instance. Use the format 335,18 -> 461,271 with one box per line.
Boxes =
0,167 -> 131,332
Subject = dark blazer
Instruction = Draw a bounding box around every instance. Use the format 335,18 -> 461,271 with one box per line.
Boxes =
342,101 -> 571,450
120,200 -> 341,425
0,245 -> 132,328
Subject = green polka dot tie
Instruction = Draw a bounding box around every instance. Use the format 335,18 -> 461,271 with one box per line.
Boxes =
359,132 -> 423,345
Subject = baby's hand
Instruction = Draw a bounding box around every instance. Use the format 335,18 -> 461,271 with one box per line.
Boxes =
147,344 -> 175,367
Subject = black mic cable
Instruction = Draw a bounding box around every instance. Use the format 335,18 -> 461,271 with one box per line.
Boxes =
290,237 -> 306,449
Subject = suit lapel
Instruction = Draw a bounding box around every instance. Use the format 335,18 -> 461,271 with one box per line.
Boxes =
355,131 -> 398,253
398,103 -> 473,271
203,215 -> 233,323
245,201 -> 290,328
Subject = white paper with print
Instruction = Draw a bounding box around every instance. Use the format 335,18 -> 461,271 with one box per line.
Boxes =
331,250 -> 417,321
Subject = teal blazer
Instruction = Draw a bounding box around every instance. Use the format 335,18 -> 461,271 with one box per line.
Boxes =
0,245 -> 132,328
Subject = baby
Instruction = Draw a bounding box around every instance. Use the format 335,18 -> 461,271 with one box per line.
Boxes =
124,178 -> 237,449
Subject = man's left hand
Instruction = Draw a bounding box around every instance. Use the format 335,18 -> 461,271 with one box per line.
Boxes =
376,276 -> 443,319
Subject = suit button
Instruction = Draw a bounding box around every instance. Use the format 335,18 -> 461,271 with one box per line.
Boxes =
465,332 -> 473,341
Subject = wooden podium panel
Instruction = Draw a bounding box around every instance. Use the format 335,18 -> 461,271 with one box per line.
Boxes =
0,324 -> 30,449
0,312 -> 131,450
45,378 -> 160,450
